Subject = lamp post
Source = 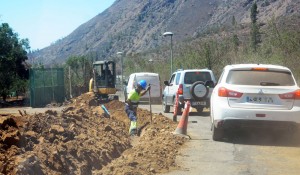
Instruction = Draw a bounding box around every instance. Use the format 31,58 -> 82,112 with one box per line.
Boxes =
163,32 -> 174,75
117,52 -> 123,92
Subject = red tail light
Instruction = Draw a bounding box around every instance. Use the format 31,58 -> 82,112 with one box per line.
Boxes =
218,87 -> 227,97
218,87 -> 243,98
279,90 -> 300,100
178,84 -> 183,95
296,90 -> 300,99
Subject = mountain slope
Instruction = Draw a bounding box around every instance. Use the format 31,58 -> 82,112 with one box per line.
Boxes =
29,0 -> 300,65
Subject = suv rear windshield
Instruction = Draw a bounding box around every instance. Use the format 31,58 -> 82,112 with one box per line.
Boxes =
226,70 -> 295,86
184,72 -> 212,84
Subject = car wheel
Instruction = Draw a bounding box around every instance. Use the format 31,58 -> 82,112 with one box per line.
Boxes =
163,98 -> 170,113
212,124 -> 224,141
190,81 -> 208,100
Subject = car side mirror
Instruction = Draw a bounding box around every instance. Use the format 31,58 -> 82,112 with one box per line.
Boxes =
164,80 -> 170,86
205,80 -> 215,88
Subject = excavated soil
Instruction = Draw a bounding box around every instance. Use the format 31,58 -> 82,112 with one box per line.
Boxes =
0,92 -> 187,175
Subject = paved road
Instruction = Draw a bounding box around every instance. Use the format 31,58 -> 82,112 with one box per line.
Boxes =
137,101 -> 300,175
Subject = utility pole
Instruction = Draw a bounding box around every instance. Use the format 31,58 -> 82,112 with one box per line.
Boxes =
163,32 -> 174,75
117,52 -> 124,91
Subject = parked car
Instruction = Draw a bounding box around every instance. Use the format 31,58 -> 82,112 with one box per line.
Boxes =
162,69 -> 216,113
124,72 -> 162,104
210,64 -> 300,141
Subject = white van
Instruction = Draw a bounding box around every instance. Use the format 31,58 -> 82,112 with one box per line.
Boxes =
124,72 -> 162,104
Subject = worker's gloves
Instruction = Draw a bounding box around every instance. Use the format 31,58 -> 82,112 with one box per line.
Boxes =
146,85 -> 151,91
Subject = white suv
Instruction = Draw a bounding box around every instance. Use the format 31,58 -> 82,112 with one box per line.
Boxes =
162,69 -> 216,113
210,64 -> 300,141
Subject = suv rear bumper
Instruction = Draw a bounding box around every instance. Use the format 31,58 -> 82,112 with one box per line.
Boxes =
214,119 -> 300,131
213,104 -> 300,122
178,95 -> 210,108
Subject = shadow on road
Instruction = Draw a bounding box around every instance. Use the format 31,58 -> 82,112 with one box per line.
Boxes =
222,129 -> 300,147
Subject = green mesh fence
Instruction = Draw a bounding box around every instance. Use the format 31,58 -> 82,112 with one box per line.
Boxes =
29,68 -> 65,107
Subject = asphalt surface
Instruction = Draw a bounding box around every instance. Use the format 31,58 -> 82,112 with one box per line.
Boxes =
132,95 -> 300,175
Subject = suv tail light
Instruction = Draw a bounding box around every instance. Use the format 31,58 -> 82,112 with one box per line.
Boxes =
178,84 -> 183,95
296,90 -> 300,99
218,87 -> 243,98
279,90 -> 300,100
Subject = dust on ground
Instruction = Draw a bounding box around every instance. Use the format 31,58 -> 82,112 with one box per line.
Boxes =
0,92 -> 187,174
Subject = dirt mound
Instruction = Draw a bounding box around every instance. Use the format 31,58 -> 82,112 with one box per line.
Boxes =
0,92 -> 187,174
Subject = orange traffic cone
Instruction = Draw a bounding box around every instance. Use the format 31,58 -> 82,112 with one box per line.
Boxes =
173,92 -> 179,122
174,100 -> 191,136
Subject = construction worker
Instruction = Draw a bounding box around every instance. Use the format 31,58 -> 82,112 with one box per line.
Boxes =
125,79 -> 150,136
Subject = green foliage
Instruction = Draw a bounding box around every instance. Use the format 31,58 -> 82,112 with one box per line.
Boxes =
232,16 -> 237,27
250,22 -> 261,52
0,23 -> 29,101
250,2 -> 258,23
122,15 -> 300,83
64,55 -> 93,98
124,53 -> 147,73
232,34 -> 239,55
250,2 -> 261,52
11,77 -> 28,97
65,56 -> 92,81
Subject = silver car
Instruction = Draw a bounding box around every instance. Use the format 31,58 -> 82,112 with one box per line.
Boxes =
163,69 -> 216,113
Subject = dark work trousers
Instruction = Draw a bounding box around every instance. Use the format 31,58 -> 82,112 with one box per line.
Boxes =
125,104 -> 137,121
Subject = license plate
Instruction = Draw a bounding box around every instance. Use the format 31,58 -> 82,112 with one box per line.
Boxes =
246,96 -> 274,104
192,101 -> 206,106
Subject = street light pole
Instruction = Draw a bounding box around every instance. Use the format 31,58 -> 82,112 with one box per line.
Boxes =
148,59 -> 153,72
163,32 -> 174,75
117,52 -> 123,91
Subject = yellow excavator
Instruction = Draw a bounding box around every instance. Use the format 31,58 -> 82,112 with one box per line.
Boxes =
89,60 -> 119,101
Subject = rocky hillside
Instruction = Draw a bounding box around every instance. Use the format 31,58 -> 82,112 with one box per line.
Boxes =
29,0 -> 300,66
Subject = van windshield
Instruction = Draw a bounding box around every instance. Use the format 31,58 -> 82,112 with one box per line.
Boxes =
184,72 -> 212,84
136,75 -> 159,87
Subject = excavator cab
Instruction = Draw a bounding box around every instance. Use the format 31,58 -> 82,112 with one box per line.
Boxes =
89,60 -> 118,100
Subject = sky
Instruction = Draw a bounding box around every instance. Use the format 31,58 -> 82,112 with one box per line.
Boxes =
0,0 -> 115,50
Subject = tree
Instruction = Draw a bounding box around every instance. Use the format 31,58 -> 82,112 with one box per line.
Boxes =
204,42 -> 212,70
250,2 -> 261,52
65,55 -> 92,96
0,23 -> 29,101
231,16 -> 239,62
